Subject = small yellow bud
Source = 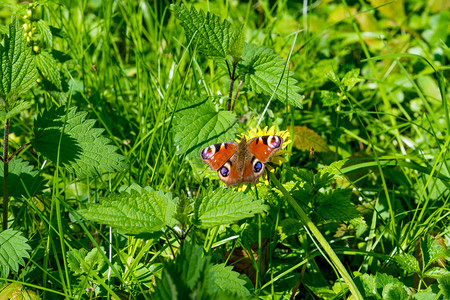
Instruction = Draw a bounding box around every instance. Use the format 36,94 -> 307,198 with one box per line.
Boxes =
26,36 -> 30,42
27,9 -> 32,16
23,23 -> 28,29
36,77 -> 42,83
33,45 -> 39,52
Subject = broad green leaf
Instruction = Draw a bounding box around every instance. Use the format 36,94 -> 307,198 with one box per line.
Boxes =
67,248 -> 88,275
173,96 -> 237,158
357,273 -> 404,298
78,186 -> 177,234
84,247 -> 107,273
239,43 -> 302,108
0,157 -> 45,198
277,218 -> 303,241
171,4 -> 231,59
229,25 -> 245,63
290,125 -> 331,153
412,289 -> 437,300
194,187 -> 268,228
394,253 -> 420,274
35,51 -> 62,90
321,90 -> 340,106
32,106 -> 127,177
0,16 -> 38,102
424,267 -> 450,279
341,68 -> 363,91
211,264 -> 250,298
35,19 -> 53,47
420,235 -> 447,269
153,242 -> 211,300
0,229 -> 31,278
438,274 -> 450,300
316,189 -> 360,221
349,217 -> 368,238
381,282 -> 409,300
0,283 -> 39,300
0,100 -> 31,122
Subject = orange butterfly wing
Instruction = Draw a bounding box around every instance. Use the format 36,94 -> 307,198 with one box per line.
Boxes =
247,135 -> 283,162
200,142 -> 237,170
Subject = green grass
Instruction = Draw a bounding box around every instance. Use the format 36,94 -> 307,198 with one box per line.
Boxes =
0,0 -> 449,299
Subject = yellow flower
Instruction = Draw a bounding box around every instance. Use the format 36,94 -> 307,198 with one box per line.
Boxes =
234,126 -> 290,190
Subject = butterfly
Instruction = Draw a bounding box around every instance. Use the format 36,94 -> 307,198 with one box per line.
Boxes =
199,135 -> 283,187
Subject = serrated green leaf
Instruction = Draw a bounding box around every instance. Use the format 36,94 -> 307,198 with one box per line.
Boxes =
421,235 -> 447,269
0,16 -> 38,102
67,248 -> 88,275
291,125 -> 331,153
349,217 -> 368,238
195,187 -> 268,228
394,253 -> 421,274
0,157 -> 45,198
211,264 -> 250,298
321,90 -> 340,106
171,4 -> 231,59
277,218 -> 303,241
239,43 -> 302,108
382,282 -> 409,300
0,283 -> 40,300
0,229 -> 31,277
424,267 -> 450,279
84,247 -> 106,273
173,96 -> 237,158
229,25 -> 245,63
0,100 -> 31,122
78,187 -> 177,234
438,274 -> 450,300
153,242 -> 211,300
316,189 -> 360,221
341,68 -> 363,91
35,19 -> 52,47
32,106 -> 127,177
412,288 -> 437,300
35,51 -> 62,90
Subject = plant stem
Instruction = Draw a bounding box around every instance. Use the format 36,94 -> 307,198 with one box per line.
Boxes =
269,171 -> 363,300
2,119 -> 9,230
226,61 -> 237,111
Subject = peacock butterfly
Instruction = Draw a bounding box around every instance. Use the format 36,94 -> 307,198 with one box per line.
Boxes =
199,135 -> 283,187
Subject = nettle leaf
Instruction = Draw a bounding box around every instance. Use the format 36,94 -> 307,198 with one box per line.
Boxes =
211,263 -> 250,298
173,96 -> 237,158
0,283 -> 39,300
290,125 -> 331,153
438,274 -> 450,299
78,186 -> 177,234
420,235 -> 447,269
35,19 -> 53,47
32,106 -> 127,177
424,267 -> 450,279
394,253 -> 420,274
316,189 -> 360,221
357,273 -> 405,298
35,51 -> 62,90
194,187 -> 268,228
239,43 -> 302,108
0,100 -> 31,122
0,16 -> 38,101
381,282 -> 409,300
0,157 -> 45,198
153,242 -> 211,300
341,68 -> 363,91
0,229 -> 31,277
277,218 -> 303,241
321,90 -> 340,106
171,4 -> 231,59
412,288 -> 437,300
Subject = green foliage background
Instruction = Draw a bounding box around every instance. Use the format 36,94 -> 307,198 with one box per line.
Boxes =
0,0 -> 449,299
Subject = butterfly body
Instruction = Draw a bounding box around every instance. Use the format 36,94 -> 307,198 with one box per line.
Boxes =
200,135 -> 283,187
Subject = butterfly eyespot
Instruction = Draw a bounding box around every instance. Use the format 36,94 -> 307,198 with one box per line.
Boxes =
201,146 -> 215,159
253,161 -> 263,173
219,166 -> 230,177
268,135 -> 281,148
